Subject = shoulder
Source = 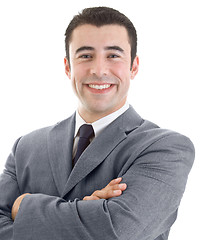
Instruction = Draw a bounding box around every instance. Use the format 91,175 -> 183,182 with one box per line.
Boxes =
115,105 -> 195,161
14,114 -> 75,153
121,106 -> 194,149
139,118 -> 194,151
129,118 -> 195,172
139,119 -> 194,150
123,112 -> 195,166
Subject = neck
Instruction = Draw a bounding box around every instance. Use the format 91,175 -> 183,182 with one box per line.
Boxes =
78,111 -> 112,123
78,102 -> 127,123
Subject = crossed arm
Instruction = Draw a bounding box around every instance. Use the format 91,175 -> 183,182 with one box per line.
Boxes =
1,133 -> 195,240
11,177 -> 127,221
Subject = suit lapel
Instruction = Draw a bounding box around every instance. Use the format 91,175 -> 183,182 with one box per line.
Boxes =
62,106 -> 142,198
47,114 -> 75,196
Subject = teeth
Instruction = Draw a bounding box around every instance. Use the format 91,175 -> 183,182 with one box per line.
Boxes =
89,84 -> 111,90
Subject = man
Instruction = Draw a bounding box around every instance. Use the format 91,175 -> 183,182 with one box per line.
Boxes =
0,7 -> 195,240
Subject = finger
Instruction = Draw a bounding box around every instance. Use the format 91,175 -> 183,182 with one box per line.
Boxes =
105,189 -> 122,198
83,195 -> 100,201
110,183 -> 127,195
108,177 -> 122,186
104,182 -> 127,192
92,189 -> 123,199
118,183 -> 127,191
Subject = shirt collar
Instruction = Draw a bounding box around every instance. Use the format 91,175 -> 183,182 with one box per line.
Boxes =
74,102 -> 129,138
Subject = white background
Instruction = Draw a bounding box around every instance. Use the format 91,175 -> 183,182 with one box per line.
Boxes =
0,0 -> 199,239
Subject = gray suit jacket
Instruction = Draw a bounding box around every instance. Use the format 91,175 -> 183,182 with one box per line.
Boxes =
0,106 -> 195,240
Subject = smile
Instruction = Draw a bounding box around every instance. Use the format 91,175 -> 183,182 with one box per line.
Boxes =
88,84 -> 111,90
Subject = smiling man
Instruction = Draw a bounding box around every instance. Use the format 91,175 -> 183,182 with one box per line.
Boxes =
64,24 -> 139,123
0,7 -> 195,240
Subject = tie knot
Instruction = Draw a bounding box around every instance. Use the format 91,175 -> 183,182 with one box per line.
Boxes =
79,124 -> 94,139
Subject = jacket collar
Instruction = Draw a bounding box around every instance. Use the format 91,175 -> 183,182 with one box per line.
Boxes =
47,106 -> 142,197
47,114 -> 75,196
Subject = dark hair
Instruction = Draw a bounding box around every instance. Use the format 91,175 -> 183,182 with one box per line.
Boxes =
64,7 -> 137,66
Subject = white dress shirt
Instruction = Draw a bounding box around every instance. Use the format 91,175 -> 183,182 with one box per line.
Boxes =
72,102 -> 130,159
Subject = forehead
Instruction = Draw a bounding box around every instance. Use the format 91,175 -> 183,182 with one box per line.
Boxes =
69,24 -> 130,51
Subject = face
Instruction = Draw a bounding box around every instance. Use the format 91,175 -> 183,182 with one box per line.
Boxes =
64,24 -> 139,122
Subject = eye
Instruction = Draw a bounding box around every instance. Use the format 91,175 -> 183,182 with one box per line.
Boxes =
79,54 -> 92,59
108,54 -> 120,58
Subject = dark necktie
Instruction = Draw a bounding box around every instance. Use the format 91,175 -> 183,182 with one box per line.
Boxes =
74,124 -> 94,165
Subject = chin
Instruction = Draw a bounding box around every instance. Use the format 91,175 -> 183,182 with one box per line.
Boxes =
87,104 -> 116,115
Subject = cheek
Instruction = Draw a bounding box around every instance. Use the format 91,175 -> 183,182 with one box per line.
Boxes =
69,70 -> 80,95
70,67 -> 80,87
72,64 -> 89,82
111,62 -> 131,82
70,78 -> 78,96
70,71 -> 86,96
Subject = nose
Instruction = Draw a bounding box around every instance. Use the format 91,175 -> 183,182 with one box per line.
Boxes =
90,56 -> 108,77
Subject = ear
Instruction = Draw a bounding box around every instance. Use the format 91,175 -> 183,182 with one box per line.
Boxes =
130,56 -> 139,80
64,57 -> 71,79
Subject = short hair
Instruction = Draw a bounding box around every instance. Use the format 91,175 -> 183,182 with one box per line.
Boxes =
64,7 -> 137,66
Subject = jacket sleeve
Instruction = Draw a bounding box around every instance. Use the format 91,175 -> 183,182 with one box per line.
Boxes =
0,138 -> 22,240
8,133 -> 195,240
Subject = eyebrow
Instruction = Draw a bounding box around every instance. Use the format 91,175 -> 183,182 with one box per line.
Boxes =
75,45 -> 124,55
104,46 -> 124,53
75,46 -> 94,54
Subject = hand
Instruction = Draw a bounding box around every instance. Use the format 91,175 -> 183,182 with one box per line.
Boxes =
83,177 -> 127,201
11,193 -> 30,221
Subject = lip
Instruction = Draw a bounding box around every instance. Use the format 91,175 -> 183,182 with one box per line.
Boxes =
84,82 -> 114,85
85,83 -> 115,94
